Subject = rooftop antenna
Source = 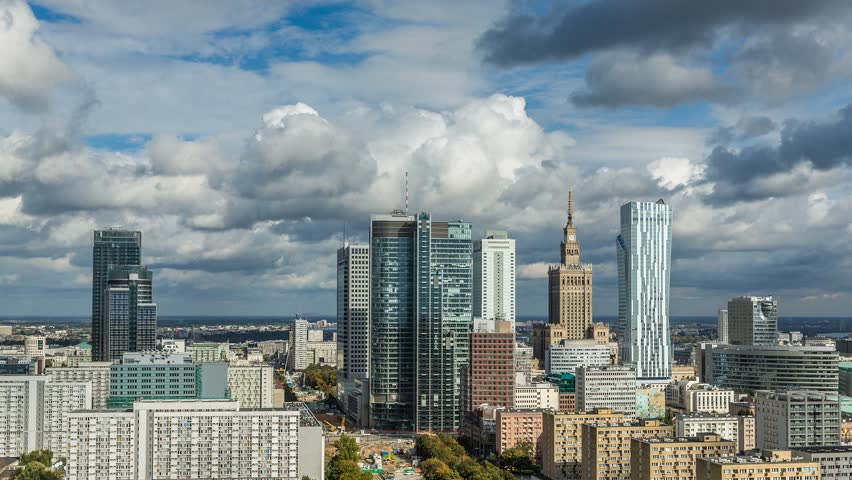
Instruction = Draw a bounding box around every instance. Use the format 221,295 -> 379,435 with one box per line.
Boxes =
567,185 -> 573,225
405,171 -> 409,214
343,220 -> 348,248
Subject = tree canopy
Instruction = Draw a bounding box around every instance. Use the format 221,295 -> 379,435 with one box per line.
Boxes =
304,364 -> 336,398
416,434 -> 511,480
326,433 -> 370,480
15,450 -> 62,480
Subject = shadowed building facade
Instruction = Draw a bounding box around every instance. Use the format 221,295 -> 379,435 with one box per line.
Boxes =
92,229 -> 142,361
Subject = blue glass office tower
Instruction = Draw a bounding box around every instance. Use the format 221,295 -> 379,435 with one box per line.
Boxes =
617,200 -> 673,382
369,211 -> 473,431
92,229 -> 142,361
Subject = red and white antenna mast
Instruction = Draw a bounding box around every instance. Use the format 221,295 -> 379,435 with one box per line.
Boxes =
405,171 -> 409,214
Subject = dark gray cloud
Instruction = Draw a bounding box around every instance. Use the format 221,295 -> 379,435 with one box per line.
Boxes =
707,115 -> 778,146
704,104 -> 852,204
478,0 -> 844,66
569,51 -> 734,108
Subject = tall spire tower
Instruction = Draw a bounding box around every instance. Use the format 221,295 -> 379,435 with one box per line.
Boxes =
533,186 -> 594,363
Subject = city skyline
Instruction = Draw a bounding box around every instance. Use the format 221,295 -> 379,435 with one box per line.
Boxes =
3,1 -> 852,319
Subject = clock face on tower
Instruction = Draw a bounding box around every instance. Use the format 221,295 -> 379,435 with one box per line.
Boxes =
568,235 -> 575,241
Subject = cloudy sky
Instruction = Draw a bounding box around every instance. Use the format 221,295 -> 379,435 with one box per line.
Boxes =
2,0 -> 852,318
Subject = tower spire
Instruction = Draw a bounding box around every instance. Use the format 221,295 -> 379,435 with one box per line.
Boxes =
567,186 -> 573,225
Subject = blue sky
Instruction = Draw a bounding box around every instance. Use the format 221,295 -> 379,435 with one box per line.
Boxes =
1,0 -> 852,317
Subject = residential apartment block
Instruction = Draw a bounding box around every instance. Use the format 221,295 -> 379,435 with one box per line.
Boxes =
695,449 -> 820,480
580,419 -> 673,480
575,365 -> 637,417
756,390 -> 841,449
541,409 -> 626,480
631,433 -> 736,480
496,409 -> 545,462
45,361 -> 112,408
227,364 -> 274,408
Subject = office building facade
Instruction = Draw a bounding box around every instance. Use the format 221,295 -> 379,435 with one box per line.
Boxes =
755,390 -> 841,450
545,340 -> 611,375
728,296 -> 778,346
675,413 -> 740,446
104,265 -> 157,361
92,228 -> 142,361
533,190 -> 594,362
473,230 -> 516,330
697,343 -> 839,393
368,211 -> 474,431
617,200 -> 673,382
463,320 -> 515,413
576,365 -> 637,417
336,243 -> 370,419
108,353 -> 198,408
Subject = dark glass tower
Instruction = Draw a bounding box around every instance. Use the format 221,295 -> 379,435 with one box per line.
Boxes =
92,229 -> 142,361
105,265 -> 156,361
368,211 -> 473,432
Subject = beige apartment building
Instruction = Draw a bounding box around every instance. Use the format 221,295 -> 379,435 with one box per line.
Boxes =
631,433 -> 736,480
542,408 -> 626,480
695,449 -> 820,480
496,409 -> 545,462
581,419 -> 673,480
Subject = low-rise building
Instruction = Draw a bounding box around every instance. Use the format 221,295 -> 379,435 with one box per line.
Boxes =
756,390 -> 841,449
514,383 -> 559,410
496,409 -> 545,462
0,356 -> 35,375
695,449 -> 820,480
674,413 -> 739,446
576,365 -> 637,417
581,419 -> 673,480
541,409 -> 626,480
546,340 -> 611,375
668,380 -> 735,414
737,415 -> 756,452
791,445 -> 852,480
631,433 -> 737,480
187,342 -> 229,363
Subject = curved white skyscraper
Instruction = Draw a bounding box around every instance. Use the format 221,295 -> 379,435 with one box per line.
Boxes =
617,200 -> 673,382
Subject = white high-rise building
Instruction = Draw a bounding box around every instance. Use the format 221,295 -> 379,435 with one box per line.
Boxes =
675,412 -> 740,445
545,339 -> 611,375
617,200 -> 673,382
46,361 -> 113,409
0,375 -> 92,457
474,230 -> 516,331
289,319 -> 308,371
718,309 -> 729,343
227,364 -> 274,408
575,365 -> 637,417
65,400 -> 324,480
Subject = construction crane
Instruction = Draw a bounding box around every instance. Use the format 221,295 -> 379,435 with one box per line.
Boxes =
323,420 -> 337,432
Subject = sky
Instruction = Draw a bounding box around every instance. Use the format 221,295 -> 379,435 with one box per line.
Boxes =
1,0 -> 852,318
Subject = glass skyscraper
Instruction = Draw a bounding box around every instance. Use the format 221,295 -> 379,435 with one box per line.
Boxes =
727,296 -> 778,346
368,211 -> 473,431
104,265 -> 156,361
617,200 -> 672,382
92,229 -> 142,361
370,212 -> 417,430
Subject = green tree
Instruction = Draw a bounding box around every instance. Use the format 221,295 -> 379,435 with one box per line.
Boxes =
18,451 -> 53,467
14,462 -> 62,480
662,408 -> 674,425
335,434 -> 360,463
421,459 -> 461,480
303,364 -> 337,398
327,433 -> 370,480
498,445 -> 538,475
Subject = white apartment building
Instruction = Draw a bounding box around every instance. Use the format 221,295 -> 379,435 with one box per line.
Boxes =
675,412 -> 739,445
289,319 -> 308,371
756,390 -> 841,450
514,383 -> 559,410
545,339 -> 611,375
187,342 -> 229,363
670,380 -> 736,414
306,340 -> 336,366
45,361 -> 112,408
336,243 -> 370,417
228,364 -> 274,408
575,365 -> 637,417
0,375 -> 92,456
65,400 -> 324,480
738,415 -> 756,452
473,231 -> 516,331
717,309 -> 729,343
